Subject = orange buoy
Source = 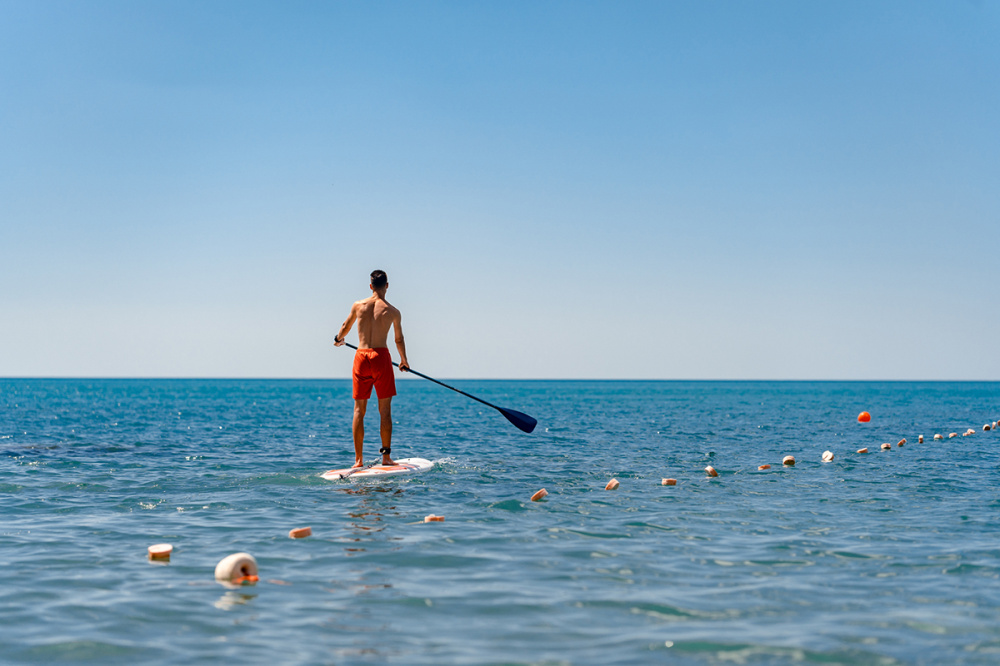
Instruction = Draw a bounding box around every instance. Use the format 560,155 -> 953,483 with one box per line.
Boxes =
948,433 -> 958,439
822,451 -> 834,462
897,439 -> 906,447
858,411 -> 871,423
782,456 -> 795,466
881,443 -> 891,450
288,527 -> 312,539
531,488 -> 548,502
215,553 -> 259,586
661,478 -> 677,486
424,514 -> 445,523
758,464 -> 771,470
856,448 -> 868,454
705,466 -> 718,477
148,543 -> 173,560
605,478 -> 620,490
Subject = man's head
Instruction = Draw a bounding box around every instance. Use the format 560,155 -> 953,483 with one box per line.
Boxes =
370,269 -> 388,292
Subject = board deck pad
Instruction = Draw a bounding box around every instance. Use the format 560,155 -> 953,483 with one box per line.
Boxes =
321,457 -> 433,480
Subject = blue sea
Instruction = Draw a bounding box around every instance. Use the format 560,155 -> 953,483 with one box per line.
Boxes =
2,379 -> 999,665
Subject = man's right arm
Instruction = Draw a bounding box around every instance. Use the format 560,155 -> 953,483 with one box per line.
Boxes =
334,303 -> 357,346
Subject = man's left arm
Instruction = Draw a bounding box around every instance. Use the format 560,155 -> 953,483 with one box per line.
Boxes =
394,311 -> 409,371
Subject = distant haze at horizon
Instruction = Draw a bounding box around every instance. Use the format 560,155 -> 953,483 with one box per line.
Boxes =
2,1 -> 998,381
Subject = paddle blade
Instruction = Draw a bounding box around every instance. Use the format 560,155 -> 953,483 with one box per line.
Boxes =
498,407 -> 537,433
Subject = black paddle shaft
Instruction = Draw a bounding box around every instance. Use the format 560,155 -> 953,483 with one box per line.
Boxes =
340,342 -> 537,433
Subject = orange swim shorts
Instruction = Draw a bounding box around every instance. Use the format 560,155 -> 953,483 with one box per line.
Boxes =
352,347 -> 396,400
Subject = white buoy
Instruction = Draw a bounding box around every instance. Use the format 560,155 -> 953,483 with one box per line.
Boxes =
782,456 -> 795,466
822,451 -> 834,462
215,553 -> 258,586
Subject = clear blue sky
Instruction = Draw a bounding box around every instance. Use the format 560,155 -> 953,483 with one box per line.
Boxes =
2,1 -> 998,379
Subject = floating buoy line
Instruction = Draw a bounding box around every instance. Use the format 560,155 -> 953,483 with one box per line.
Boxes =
592,411 -> 999,492
143,411 -> 997,588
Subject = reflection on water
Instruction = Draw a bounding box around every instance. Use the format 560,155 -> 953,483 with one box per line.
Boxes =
342,485 -> 404,546
213,591 -> 257,611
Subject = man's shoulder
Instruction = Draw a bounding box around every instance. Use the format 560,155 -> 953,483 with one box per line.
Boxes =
375,299 -> 401,319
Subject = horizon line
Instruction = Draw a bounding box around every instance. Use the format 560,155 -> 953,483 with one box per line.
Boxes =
2,376 -> 998,383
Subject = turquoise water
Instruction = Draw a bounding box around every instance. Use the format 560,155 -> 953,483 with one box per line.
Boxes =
2,379 -> 1000,665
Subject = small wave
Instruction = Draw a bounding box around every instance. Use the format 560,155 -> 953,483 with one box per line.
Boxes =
489,499 -> 527,512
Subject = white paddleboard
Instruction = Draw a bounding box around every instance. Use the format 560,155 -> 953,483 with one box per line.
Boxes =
321,457 -> 433,480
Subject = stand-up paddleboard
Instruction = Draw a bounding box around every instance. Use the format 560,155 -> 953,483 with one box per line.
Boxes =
321,458 -> 433,480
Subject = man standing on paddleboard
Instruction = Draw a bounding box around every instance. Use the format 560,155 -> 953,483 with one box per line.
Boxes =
334,270 -> 410,468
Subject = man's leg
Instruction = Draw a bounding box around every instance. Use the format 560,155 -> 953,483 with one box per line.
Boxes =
378,397 -> 395,465
352,399 -> 368,467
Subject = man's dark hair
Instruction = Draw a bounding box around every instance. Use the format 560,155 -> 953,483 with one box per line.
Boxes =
370,270 -> 388,289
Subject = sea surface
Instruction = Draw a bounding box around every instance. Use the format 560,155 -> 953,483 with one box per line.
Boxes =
2,379 -> 1000,665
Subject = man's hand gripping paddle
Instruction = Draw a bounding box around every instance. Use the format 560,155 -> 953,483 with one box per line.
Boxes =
340,342 -> 537,433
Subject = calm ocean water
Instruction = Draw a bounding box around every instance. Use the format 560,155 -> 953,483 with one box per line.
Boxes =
2,379 -> 999,665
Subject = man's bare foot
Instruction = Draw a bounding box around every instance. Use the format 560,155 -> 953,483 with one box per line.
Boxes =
352,460 -> 364,468
382,456 -> 395,466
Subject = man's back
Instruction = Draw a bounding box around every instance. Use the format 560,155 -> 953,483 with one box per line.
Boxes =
354,295 -> 399,349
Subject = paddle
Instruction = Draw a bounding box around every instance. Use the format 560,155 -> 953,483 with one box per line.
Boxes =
340,342 -> 537,433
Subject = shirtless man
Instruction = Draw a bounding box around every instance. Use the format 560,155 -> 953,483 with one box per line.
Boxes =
333,270 -> 409,467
